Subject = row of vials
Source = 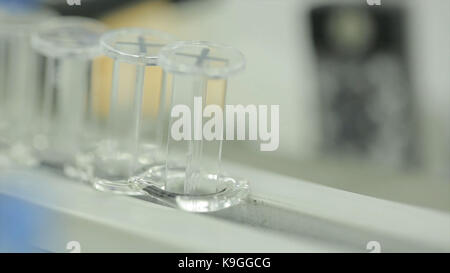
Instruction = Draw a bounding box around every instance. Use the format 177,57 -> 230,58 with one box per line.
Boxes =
0,10 -> 249,212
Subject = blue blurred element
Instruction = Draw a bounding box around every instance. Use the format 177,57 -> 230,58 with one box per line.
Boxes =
0,0 -> 41,12
0,195 -> 43,252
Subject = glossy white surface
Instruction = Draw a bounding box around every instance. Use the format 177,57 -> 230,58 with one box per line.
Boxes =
1,162 -> 449,252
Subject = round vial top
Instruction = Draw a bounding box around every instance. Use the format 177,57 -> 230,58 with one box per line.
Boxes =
100,28 -> 177,65
32,16 -> 107,59
0,8 -> 57,34
158,41 -> 245,78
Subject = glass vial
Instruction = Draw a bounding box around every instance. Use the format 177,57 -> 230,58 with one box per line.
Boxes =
88,28 -> 176,195
31,17 -> 106,171
142,41 -> 249,212
0,7 -> 56,167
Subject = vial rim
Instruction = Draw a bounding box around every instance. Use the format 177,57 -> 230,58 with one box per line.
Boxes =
158,40 -> 246,78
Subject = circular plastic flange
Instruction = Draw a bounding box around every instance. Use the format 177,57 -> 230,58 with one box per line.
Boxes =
73,145 -> 149,196
135,167 -> 250,212
100,27 -> 177,65
92,177 -> 147,196
32,16 -> 107,59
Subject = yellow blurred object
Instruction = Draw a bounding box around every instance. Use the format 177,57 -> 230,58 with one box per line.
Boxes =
206,79 -> 227,108
101,0 -> 178,31
90,0 -> 177,121
90,56 -> 113,119
143,66 -> 163,118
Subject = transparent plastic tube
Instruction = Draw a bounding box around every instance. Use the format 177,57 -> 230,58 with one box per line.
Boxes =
0,7 -> 56,167
87,28 -> 176,195
31,17 -> 106,170
141,41 -> 249,212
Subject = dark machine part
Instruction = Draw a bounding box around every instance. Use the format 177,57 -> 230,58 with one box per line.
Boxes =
309,4 -> 419,168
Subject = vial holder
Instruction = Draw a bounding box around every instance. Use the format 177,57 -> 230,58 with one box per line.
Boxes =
86,28 -> 176,195
31,17 -> 106,171
0,8 -> 56,167
139,41 -> 250,212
